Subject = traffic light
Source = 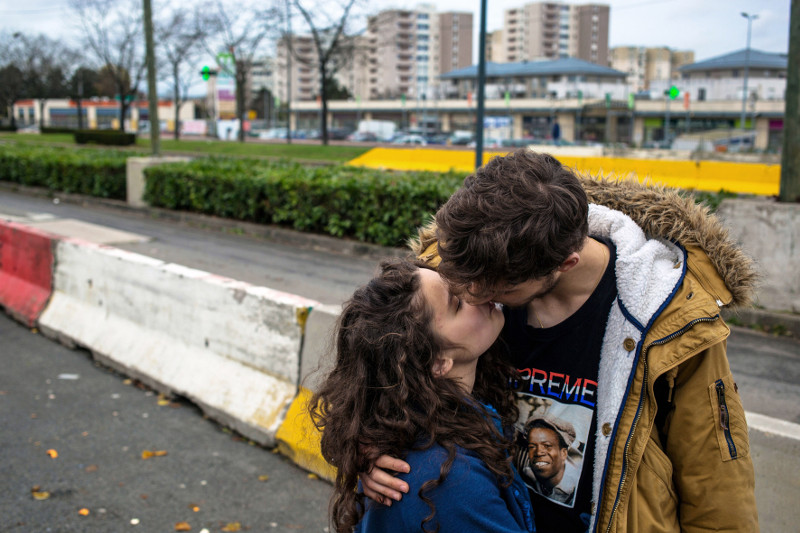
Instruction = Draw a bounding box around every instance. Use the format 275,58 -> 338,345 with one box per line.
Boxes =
201,65 -> 211,81
665,85 -> 680,100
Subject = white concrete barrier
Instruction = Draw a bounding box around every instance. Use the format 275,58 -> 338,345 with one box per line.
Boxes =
38,238 -> 320,446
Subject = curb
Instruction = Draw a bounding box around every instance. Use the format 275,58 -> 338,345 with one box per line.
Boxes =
723,308 -> 800,339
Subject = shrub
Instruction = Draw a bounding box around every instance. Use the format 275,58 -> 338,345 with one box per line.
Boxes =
42,126 -> 77,134
144,157 -> 466,247
74,129 -> 136,146
0,124 -> 17,132
0,143 -> 130,200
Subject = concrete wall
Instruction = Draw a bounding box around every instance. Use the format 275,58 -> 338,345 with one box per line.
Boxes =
717,199 -> 800,313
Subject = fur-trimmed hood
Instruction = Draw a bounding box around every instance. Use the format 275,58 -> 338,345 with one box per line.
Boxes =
410,174 -> 757,309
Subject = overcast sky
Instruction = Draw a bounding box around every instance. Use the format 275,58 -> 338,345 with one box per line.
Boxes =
1,0 -> 790,94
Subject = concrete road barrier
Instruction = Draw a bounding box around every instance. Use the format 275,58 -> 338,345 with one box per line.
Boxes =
0,220 -> 55,327
37,238 -> 320,446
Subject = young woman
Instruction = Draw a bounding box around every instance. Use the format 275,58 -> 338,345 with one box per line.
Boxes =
309,259 -> 534,533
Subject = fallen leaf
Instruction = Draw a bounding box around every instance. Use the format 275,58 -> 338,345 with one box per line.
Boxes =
32,491 -> 50,501
257,475 -> 270,482
174,522 -> 191,531
31,413 -> 38,419
78,508 -> 90,516
190,505 -> 200,512
157,394 -> 170,406
221,523 -> 241,532
140,494 -> 148,500
46,449 -> 58,458
307,473 -> 319,480
31,327 -> 39,334
123,379 -> 132,385
82,431 -> 89,437
85,464 -> 98,473
141,450 -> 168,459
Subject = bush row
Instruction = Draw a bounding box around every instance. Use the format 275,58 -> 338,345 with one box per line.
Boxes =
0,143 -> 131,200
74,129 -> 137,146
42,126 -> 77,134
0,124 -> 17,132
145,158 -> 467,247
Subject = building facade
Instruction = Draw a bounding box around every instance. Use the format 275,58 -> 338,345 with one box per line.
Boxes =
609,46 -> 695,92
502,2 -> 609,65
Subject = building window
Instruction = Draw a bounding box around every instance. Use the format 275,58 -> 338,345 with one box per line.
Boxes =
417,45 -> 428,51
417,13 -> 429,19
417,24 -> 429,30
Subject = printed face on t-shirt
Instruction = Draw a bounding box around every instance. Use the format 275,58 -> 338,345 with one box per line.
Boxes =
527,427 -> 568,484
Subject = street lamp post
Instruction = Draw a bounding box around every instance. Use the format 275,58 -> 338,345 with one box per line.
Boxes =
740,12 -> 758,145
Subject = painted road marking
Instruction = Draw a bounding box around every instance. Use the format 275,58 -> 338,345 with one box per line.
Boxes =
746,411 -> 800,441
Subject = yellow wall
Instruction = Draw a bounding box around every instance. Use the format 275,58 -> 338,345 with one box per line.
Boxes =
348,148 -> 780,196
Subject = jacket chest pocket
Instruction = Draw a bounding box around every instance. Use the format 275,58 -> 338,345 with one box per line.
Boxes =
707,373 -> 750,461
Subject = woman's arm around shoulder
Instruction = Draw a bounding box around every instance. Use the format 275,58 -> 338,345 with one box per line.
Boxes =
358,445 -> 534,533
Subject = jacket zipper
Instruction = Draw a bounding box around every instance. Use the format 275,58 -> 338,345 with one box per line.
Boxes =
715,379 -> 738,459
602,315 -> 720,533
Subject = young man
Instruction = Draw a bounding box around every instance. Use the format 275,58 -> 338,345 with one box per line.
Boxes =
363,150 -> 759,532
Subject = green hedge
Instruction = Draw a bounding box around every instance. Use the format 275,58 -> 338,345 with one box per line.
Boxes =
0,124 -> 17,132
145,157 -> 466,247
42,126 -> 77,134
0,143 -> 131,200
74,129 -> 136,146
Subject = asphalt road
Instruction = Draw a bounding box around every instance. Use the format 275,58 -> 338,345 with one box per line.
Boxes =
0,312 -> 331,533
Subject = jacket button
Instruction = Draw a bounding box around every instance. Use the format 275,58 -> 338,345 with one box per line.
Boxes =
623,338 -> 636,351
602,422 -> 612,436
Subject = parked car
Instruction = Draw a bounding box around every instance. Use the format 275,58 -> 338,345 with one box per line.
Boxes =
392,134 -> 427,146
347,131 -> 378,142
328,128 -> 352,140
424,133 -> 449,145
258,128 -> 288,139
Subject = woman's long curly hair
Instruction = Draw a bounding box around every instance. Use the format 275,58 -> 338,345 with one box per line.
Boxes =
309,259 -> 519,533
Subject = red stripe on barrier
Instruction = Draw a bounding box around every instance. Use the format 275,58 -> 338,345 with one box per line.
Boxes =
0,221 -> 56,327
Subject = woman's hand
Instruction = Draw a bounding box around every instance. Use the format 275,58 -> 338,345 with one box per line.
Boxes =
361,455 -> 411,506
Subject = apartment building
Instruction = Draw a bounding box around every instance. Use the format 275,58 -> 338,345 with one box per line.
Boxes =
609,46 -> 695,92
360,6 -> 472,101
502,2 -> 609,65
274,34 -> 321,102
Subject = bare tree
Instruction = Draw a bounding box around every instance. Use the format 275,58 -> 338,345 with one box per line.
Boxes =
292,0 -> 362,145
71,0 -> 146,131
0,31 -> 79,129
203,0 -> 279,142
155,4 -> 208,140
0,32 -> 27,127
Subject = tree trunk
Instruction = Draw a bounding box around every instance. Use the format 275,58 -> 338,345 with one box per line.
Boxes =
320,65 -> 328,145
173,67 -> 180,141
38,99 -> 45,130
236,65 -> 246,143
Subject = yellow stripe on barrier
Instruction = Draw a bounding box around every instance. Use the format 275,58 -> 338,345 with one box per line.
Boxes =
275,386 -> 337,482
347,148 -> 780,196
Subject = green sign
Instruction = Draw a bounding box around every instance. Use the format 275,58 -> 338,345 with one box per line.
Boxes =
627,93 -> 635,109
605,93 -> 611,109
668,85 -> 680,100
577,90 -> 583,105
401,94 -> 406,107
504,91 -> 510,106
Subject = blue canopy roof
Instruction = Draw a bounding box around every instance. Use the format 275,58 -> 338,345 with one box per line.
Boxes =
679,49 -> 787,72
440,57 -> 627,79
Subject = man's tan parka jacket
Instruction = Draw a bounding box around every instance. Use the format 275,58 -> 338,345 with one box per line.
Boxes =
413,176 -> 759,532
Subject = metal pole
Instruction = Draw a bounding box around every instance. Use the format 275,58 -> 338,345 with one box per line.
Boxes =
474,0 -> 487,169
285,0 -> 292,144
780,0 -> 800,202
664,96 -> 670,147
143,0 -> 160,156
741,13 -> 758,141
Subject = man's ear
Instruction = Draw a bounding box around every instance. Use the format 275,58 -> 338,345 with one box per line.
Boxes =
558,252 -> 580,273
432,356 -> 453,378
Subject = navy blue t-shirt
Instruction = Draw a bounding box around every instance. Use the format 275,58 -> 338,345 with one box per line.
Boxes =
503,237 -> 617,533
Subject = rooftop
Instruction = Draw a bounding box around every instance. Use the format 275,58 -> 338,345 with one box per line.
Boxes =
680,49 -> 787,72
440,57 -> 627,79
